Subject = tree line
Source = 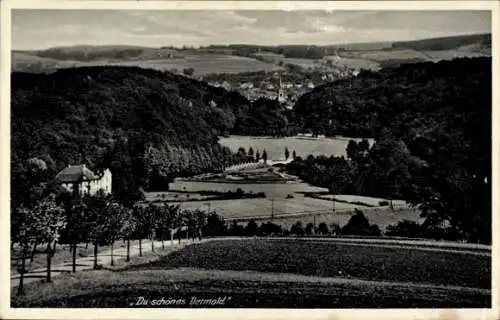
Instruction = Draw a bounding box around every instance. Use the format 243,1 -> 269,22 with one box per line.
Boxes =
286,134 -> 490,244
11,185 -> 209,296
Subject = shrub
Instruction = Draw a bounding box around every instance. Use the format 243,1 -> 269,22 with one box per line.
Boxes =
290,221 -> 304,236
329,223 -> 341,235
258,222 -> 283,236
341,209 -> 382,237
370,224 -> 382,236
385,220 -> 422,238
316,222 -> 329,235
305,223 -> 314,235
244,220 -> 258,237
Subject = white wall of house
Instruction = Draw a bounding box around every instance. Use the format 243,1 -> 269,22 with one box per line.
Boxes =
60,169 -> 112,196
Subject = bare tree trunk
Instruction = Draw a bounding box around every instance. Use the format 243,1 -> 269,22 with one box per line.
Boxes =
151,233 -> 155,253
110,240 -> 114,266
30,240 -> 38,263
161,232 -> 165,249
170,230 -> 174,246
17,252 -> 26,296
46,242 -> 52,283
93,241 -> 99,269
139,238 -> 142,257
126,238 -> 131,262
186,228 -> 189,242
85,242 -> 89,249
52,241 -> 57,257
72,240 -> 77,273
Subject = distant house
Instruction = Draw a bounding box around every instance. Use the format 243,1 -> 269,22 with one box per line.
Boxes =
56,164 -> 112,196
239,82 -> 254,89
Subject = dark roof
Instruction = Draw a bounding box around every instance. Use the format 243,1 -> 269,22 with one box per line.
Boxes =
56,165 -> 98,183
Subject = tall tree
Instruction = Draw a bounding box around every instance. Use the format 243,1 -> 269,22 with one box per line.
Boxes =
284,147 -> 290,161
104,201 -> 128,266
255,150 -> 261,163
83,190 -> 112,269
31,195 -> 65,284
248,147 -> 254,160
121,207 -> 138,262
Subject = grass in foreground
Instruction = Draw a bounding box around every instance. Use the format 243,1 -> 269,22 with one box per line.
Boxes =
11,268 -> 490,308
11,239 -> 491,308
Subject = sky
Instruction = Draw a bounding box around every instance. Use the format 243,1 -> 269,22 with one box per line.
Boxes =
11,10 -> 491,50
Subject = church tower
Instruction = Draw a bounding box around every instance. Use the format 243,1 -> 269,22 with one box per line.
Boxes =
277,75 -> 285,103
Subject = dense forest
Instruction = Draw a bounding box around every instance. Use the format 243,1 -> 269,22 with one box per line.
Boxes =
287,57 -> 491,243
391,33 -> 491,51
11,66 -> 258,206
294,57 -> 490,138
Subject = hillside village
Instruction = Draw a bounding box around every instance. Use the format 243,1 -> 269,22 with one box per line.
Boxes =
205,66 -> 359,108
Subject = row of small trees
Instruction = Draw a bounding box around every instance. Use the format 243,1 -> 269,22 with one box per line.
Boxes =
235,147 -> 268,164
235,146 -> 298,164
11,190 -> 207,296
227,210 -> 382,238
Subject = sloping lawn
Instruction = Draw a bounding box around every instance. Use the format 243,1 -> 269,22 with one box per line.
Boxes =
126,239 -> 490,289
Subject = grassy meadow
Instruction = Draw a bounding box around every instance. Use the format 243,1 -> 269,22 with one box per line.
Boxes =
218,135 -> 374,160
12,52 -> 282,75
171,197 -> 422,231
169,180 -> 328,197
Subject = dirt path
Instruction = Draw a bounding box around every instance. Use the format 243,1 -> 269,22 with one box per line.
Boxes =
10,238 -> 202,288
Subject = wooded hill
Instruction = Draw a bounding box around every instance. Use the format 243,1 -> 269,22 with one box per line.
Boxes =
294,57 -> 491,140
11,66 -> 255,204
289,57 -> 491,243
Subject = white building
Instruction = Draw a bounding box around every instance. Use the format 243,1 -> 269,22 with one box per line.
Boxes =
56,164 -> 112,196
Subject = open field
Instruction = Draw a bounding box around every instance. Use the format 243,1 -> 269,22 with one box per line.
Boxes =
261,208 -> 423,232
107,54 -> 283,75
218,135 -> 374,160
13,238 -> 489,308
170,180 -> 328,198
12,52 -> 282,75
253,52 -> 320,69
316,194 -> 409,208
134,239 -> 491,289
170,196 -> 422,230
346,49 -> 429,62
324,55 -> 381,70
145,191 -> 215,202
